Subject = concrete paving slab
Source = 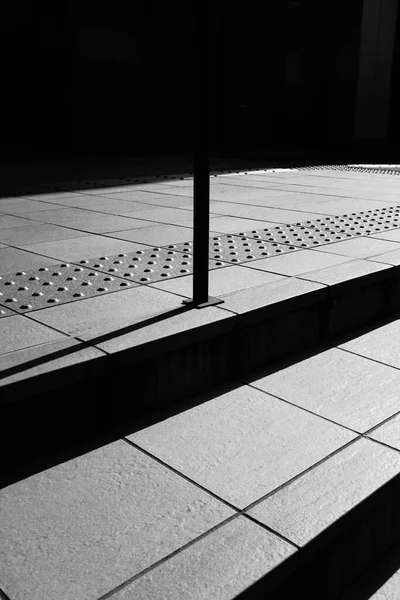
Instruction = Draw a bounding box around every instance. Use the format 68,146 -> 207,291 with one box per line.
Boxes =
297,258 -> 392,288
105,225 -> 201,246
247,347 -> 400,432
0,440 -> 234,600
61,215 -> 156,234
220,277 -> 326,321
110,516 -> 296,600
369,229 -> 400,242
368,414 -> 400,450
0,247 -> 59,274
0,337 -> 106,395
43,196 -> 156,213
0,314 -> 67,355
28,285 -> 186,340
150,265 -> 286,298
208,184 -> 297,203
243,249 -> 354,276
0,199 -> 61,214
208,216 -> 281,232
367,248 -> 400,265
20,207 -> 100,224
0,215 -> 40,229
128,385 -> 356,508
0,306 -> 17,318
93,188 -> 180,202
209,202 -> 328,224
19,236 -> 148,261
247,438 -> 400,547
101,191 -> 194,209
315,237 -> 400,258
121,207 -> 195,226
0,224 -> 88,245
24,193 -> 105,206
22,192 -> 85,202
339,320 -> 400,369
304,199 -> 396,215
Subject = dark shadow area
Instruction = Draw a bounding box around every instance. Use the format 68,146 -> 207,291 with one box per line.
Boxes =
339,540 -> 400,599
1,309 -> 399,489
0,303 -> 193,381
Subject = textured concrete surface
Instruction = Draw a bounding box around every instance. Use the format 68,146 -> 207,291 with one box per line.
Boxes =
368,414 -> 400,450
247,347 -> 400,432
128,385 -> 356,508
247,438 -> 400,546
108,517 -> 296,600
2,168 -> 400,599
0,440 -> 233,600
340,319 -> 400,369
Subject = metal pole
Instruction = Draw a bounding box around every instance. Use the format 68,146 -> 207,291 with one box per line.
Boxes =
186,0 -> 223,308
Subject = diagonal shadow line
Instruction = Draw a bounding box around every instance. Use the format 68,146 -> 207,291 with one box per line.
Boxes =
0,303 -> 196,381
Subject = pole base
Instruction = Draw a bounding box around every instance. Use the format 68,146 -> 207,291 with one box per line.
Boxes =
182,296 -> 224,309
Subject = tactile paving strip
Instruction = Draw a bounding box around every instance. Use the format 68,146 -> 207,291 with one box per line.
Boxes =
82,248 -> 229,283
234,224 -> 354,248
168,235 -> 299,262
0,264 -> 136,313
0,306 -> 16,318
302,165 -> 400,176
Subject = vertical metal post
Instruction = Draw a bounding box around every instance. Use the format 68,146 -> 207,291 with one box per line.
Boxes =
185,0 -> 223,308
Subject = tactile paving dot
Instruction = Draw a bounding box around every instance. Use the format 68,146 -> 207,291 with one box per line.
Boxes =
168,235 -> 299,262
83,249 -> 229,283
235,224 -> 354,248
0,306 -> 16,318
0,263 -> 136,313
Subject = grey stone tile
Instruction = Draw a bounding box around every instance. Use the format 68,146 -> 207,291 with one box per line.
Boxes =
302,199 -> 396,214
105,225 -> 196,246
209,202 -> 327,224
0,215 -> 38,229
248,438 -> 400,547
368,413 -> 400,450
22,192 -> 84,202
339,320 -> 400,369
128,385 -> 356,508
94,189 -> 180,202
221,277 -> 326,320
297,258 -> 392,288
110,516 -> 296,600
248,347 -> 400,432
0,337 -> 105,394
369,229 -> 400,242
101,191 -> 194,209
56,196 -> 157,214
0,248 -> 59,274
151,265 -> 286,298
19,236 -> 148,261
0,224 -> 88,246
121,207 -> 195,226
24,193 -> 103,206
0,440 -> 233,600
0,314 -> 66,355
29,285 -> 187,341
0,199 -> 61,214
20,208 -> 96,224
208,216 -> 279,232
208,184 -> 305,203
0,306 -> 16,317
315,237 -> 400,258
62,215 -> 155,234
244,249 -> 354,276
367,248 -> 400,265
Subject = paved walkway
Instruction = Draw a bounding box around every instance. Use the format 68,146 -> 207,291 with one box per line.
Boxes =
2,167 -> 400,599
